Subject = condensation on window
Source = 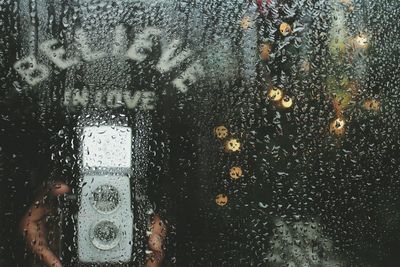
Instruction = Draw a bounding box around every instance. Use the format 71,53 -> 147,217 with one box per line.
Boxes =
1,0 -> 400,266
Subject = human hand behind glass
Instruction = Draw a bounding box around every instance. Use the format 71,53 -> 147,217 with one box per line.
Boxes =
20,182 -> 166,267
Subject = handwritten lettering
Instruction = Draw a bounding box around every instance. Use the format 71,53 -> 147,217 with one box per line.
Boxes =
113,25 -> 128,57
123,91 -> 142,109
14,25 -> 204,110
126,27 -> 161,62
72,89 -> 90,106
13,56 -> 50,86
172,61 -> 204,93
39,40 -> 79,69
157,39 -> 192,73
64,89 -> 155,111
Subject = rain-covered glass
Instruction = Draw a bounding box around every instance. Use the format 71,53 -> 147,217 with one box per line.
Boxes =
1,0 -> 400,266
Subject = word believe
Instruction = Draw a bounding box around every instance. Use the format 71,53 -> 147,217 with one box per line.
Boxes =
14,26 -> 204,106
